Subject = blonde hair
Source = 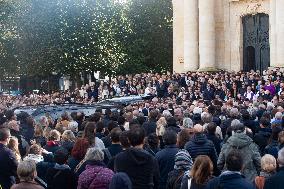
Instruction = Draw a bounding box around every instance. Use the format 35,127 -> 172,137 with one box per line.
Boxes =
8,136 -> 21,162
17,160 -> 36,182
28,144 -> 42,155
261,154 -> 276,173
62,130 -> 76,142
48,130 -> 61,141
34,125 -> 44,137
43,126 -> 52,139
156,117 -> 166,136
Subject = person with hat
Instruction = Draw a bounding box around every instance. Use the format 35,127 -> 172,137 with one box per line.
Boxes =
166,149 -> 193,189
217,123 -> 261,182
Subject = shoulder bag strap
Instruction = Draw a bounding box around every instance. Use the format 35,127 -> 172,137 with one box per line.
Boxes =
103,148 -> 112,160
188,177 -> 192,189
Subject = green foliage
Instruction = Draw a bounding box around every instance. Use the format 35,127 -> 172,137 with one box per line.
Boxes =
59,0 -> 131,77
0,0 -> 173,78
0,0 -> 21,78
124,0 -> 173,74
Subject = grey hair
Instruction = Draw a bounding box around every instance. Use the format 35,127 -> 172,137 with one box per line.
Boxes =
231,119 -> 241,127
266,102 -> 274,111
278,148 -> 284,167
162,110 -> 172,118
201,112 -> 213,123
183,118 -> 193,128
17,160 -> 36,182
84,148 -> 104,161
230,108 -> 239,118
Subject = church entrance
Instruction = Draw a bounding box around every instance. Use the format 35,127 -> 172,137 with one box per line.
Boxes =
243,13 -> 270,73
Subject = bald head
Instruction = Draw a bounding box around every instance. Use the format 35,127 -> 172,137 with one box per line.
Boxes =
194,124 -> 204,133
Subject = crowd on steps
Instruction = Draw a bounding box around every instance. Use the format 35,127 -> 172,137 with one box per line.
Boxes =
0,69 -> 283,189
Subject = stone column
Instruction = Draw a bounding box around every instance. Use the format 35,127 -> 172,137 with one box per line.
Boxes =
172,0 -> 185,73
276,0 -> 284,67
198,0 -> 216,70
270,0 -> 277,67
184,0 -> 199,71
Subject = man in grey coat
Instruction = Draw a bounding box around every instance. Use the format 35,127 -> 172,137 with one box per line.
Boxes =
217,123 -> 261,181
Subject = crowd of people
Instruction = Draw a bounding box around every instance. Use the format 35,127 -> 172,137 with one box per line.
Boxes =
0,68 -> 284,189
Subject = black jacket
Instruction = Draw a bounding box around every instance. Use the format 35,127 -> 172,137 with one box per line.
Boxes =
115,147 -> 160,189
206,172 -> 254,189
103,143 -> 123,164
242,119 -> 258,135
181,177 -> 207,189
155,145 -> 179,189
220,118 -> 233,138
36,161 -> 56,183
264,140 -> 279,159
20,123 -> 34,144
206,133 -> 222,155
184,133 -> 219,175
46,165 -> 76,189
264,167 -> 284,189
102,135 -> 112,148
142,120 -> 157,136
166,170 -> 183,189
253,128 -> 271,155
203,88 -> 215,101
0,143 -> 18,189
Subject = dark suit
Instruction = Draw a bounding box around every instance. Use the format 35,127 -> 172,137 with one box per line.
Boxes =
0,143 -> 18,189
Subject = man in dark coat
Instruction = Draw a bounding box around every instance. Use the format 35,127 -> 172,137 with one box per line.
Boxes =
206,150 -> 254,189
46,148 -> 76,189
165,117 -> 181,134
253,117 -> 271,155
142,110 -> 159,136
184,124 -> 219,175
264,148 -> 284,189
20,115 -> 35,144
203,83 -> 215,101
206,122 -> 222,155
115,126 -> 160,189
155,130 -> 179,189
156,79 -> 167,98
0,128 -> 18,189
103,128 -> 123,165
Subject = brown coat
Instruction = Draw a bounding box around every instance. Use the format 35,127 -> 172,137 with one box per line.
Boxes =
11,181 -> 44,189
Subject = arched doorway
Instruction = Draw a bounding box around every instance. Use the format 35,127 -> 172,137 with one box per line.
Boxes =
243,13 -> 270,73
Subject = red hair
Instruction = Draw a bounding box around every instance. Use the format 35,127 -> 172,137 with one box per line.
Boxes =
71,138 -> 90,160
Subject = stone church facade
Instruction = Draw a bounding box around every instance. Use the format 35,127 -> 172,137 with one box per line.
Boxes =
172,0 -> 284,73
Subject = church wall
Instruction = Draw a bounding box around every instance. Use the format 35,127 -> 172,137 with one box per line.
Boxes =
225,0 -> 270,71
172,0 -> 277,73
